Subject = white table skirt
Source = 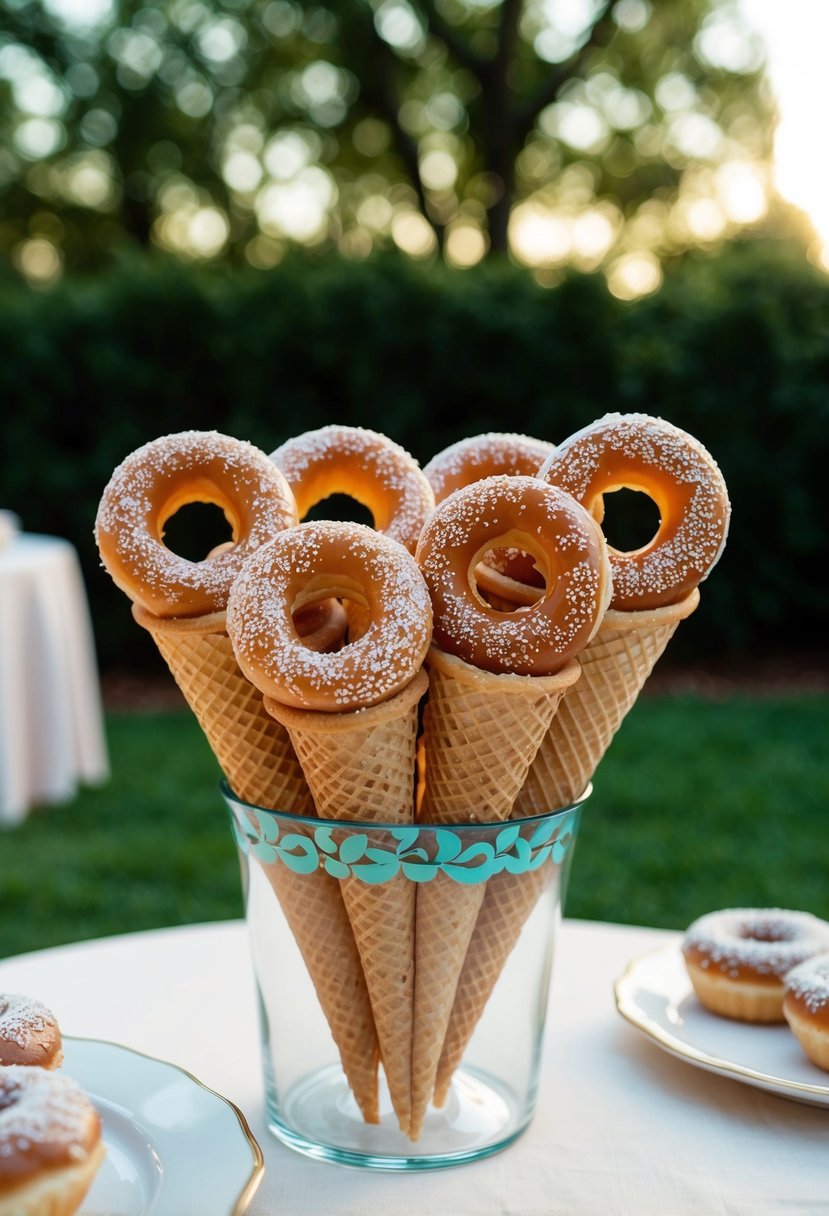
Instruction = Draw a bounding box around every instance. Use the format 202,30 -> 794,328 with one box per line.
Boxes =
0,918 -> 824,1215
0,533 -> 109,824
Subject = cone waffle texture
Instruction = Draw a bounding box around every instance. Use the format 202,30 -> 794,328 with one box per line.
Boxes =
434,864 -> 557,1106
132,603 -> 381,1123
410,648 -> 581,1138
132,604 -> 312,813
266,669 -> 428,1138
514,590 -> 699,815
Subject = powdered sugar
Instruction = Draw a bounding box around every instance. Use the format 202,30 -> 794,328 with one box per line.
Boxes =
0,1067 -> 97,1172
228,520 -> 432,711
784,953 -> 829,1014
683,909 -> 829,979
271,425 -> 433,554
95,430 -> 297,617
423,433 -> 554,504
541,413 -> 731,610
0,996 -> 55,1051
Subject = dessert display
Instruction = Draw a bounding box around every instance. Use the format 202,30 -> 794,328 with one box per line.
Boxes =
95,413 -> 734,1145
0,997 -> 62,1071
783,954 -> 829,1071
96,432 -> 382,1126
682,909 -> 829,1023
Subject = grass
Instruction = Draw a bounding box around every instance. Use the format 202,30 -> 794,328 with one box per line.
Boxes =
1,695 -> 828,960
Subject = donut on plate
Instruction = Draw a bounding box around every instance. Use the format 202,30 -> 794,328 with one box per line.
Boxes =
783,953 -> 829,1071
0,1066 -> 104,1216
682,909 -> 829,1023
0,996 -> 62,1071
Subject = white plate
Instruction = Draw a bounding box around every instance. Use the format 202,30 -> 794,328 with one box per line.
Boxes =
60,1037 -> 264,1215
614,942 -> 829,1109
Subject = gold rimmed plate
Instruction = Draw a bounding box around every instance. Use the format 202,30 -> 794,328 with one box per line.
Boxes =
614,942 -> 829,1109
61,1037 -> 264,1215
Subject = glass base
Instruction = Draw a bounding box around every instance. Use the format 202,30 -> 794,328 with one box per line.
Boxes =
266,1064 -> 530,1170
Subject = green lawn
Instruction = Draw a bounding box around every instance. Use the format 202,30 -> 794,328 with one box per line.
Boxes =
2,695 -> 828,960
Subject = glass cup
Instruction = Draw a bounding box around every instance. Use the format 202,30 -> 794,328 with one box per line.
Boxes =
223,781 -> 588,1170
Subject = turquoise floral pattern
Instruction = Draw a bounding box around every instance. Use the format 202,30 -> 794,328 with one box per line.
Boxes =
228,806 -> 579,885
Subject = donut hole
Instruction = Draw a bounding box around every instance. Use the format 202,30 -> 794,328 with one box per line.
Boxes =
739,923 -> 797,944
160,502 -> 235,561
291,575 -> 370,649
482,546 -> 546,588
471,534 -> 549,613
597,487 -> 661,555
303,492 -> 375,529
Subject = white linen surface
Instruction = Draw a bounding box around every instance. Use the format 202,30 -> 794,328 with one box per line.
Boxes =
0,919 -> 823,1216
0,533 -> 108,823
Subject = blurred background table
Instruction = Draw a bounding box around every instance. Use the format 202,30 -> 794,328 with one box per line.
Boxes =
0,528 -> 108,825
0,918 -> 823,1216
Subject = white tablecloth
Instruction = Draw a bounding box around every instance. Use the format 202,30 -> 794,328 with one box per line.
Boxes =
0,533 -> 109,824
0,919 -> 824,1215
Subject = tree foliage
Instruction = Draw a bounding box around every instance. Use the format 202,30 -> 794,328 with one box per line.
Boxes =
0,0 -> 774,273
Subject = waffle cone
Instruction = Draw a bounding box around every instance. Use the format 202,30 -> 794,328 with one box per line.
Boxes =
410,648 -> 580,1139
133,604 -> 316,812
266,669 -> 428,1138
433,864 -> 555,1107
514,590 -> 699,814
132,604 -> 381,1124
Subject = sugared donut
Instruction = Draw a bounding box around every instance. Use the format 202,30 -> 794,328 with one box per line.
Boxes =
682,909 -> 829,1023
784,954 -> 829,1071
0,1066 -> 104,1216
227,521 -> 433,712
540,413 -> 730,612
425,433 -> 554,591
95,431 -> 298,619
423,433 -> 553,505
271,426 -> 434,555
0,996 -> 62,1070
415,475 -> 611,676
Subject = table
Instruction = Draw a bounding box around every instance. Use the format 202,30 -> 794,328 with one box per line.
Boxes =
0,533 -> 109,824
0,919 -> 823,1215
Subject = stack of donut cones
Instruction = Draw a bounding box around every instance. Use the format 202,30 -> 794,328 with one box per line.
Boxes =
95,417 -> 730,1143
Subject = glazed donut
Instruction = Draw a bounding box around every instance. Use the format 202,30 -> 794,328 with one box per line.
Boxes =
425,433 -> 554,590
0,995 -> 62,1070
0,1066 -> 105,1216
783,953 -> 829,1071
540,413 -> 730,612
682,908 -> 829,1023
270,426 -> 434,554
96,431 -> 297,619
227,521 -> 433,712
415,475 -> 612,676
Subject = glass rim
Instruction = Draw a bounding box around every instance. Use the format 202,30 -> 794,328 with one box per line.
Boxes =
219,777 -> 591,834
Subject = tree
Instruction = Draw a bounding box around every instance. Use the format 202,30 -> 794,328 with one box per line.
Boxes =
0,0 -> 774,278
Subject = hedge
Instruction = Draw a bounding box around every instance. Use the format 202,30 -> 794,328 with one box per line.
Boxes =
2,239 -> 827,671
